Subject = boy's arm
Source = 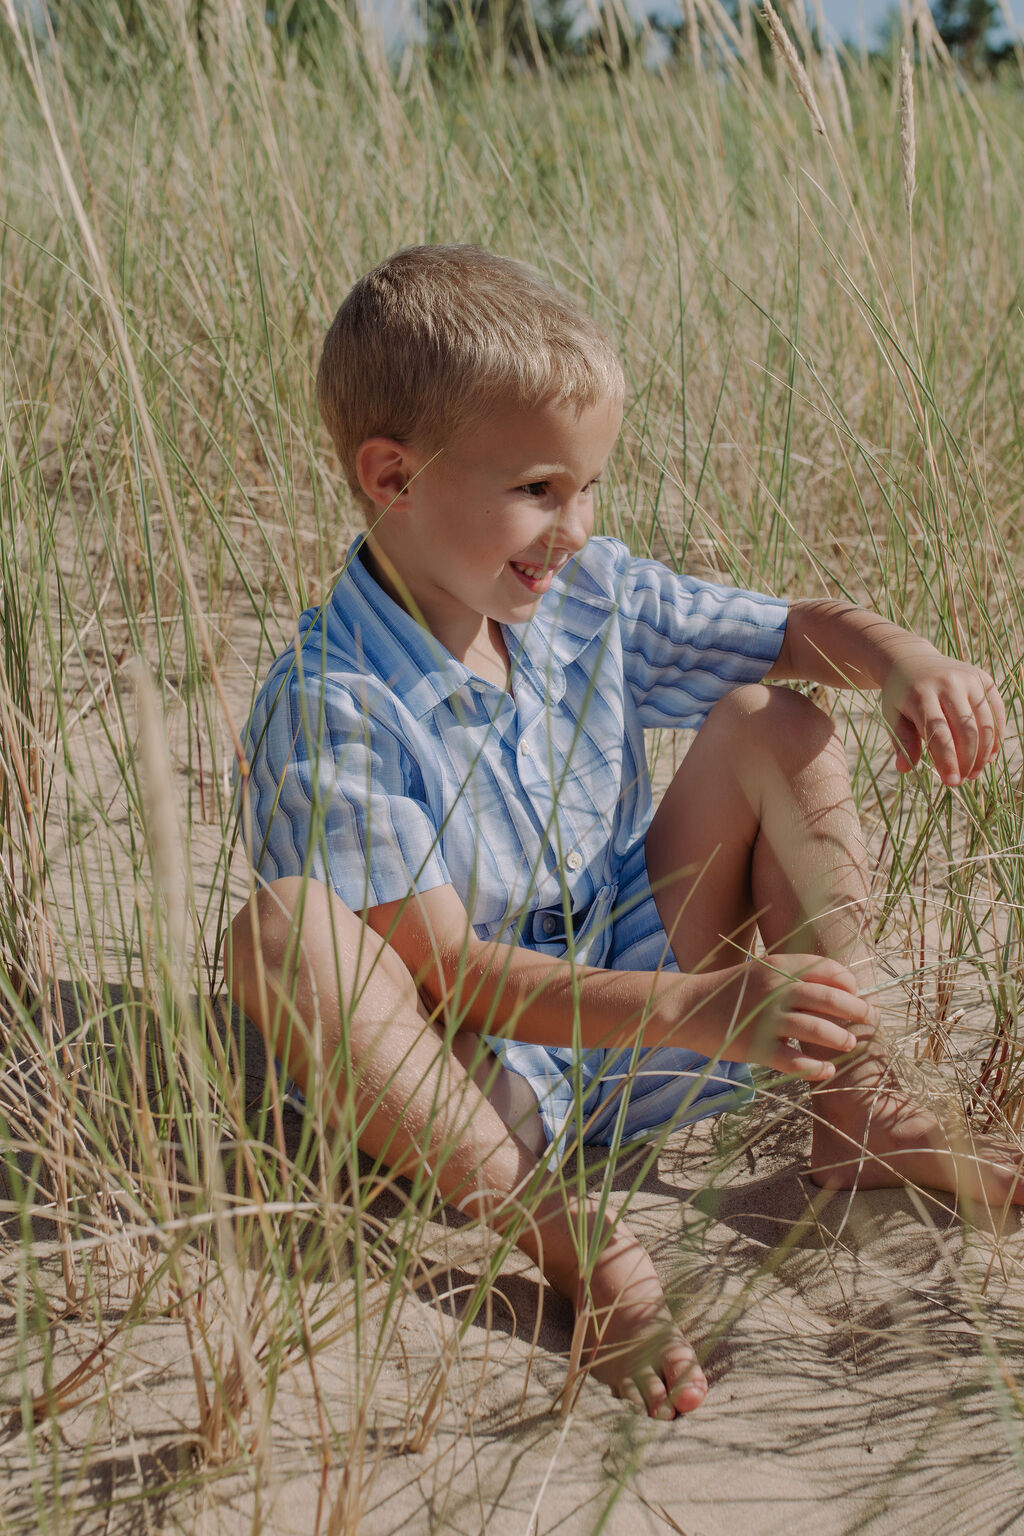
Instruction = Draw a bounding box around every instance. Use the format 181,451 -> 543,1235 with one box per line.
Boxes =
765,598 -> 1005,787
364,882 -> 871,1083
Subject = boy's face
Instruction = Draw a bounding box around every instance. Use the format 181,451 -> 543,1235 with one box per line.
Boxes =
360,394 -> 622,655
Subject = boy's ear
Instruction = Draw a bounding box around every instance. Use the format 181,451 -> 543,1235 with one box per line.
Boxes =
356,437 -> 416,510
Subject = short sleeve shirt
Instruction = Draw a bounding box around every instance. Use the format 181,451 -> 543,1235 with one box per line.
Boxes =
242,536 -> 788,948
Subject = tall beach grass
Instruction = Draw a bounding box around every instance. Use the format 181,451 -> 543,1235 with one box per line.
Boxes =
1,2 -> 1023,1529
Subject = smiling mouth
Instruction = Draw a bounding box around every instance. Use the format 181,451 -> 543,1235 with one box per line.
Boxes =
510,559 -> 563,594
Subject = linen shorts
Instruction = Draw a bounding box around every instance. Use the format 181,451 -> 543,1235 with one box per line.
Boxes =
486,835 -> 753,1161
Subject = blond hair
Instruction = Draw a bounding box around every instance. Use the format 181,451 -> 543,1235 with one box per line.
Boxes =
316,245 -> 624,505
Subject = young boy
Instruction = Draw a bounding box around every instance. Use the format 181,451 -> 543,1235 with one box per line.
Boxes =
231,245 -> 1021,1422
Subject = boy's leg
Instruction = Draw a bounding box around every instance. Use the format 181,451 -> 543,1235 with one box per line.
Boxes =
228,877 -> 707,1418
645,683 -> 1023,1207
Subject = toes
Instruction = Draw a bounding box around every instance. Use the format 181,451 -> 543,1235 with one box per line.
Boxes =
633,1366 -> 676,1420
615,1351 -> 707,1420
613,1379 -> 648,1414
971,1137 -> 1024,1206
665,1351 -> 707,1414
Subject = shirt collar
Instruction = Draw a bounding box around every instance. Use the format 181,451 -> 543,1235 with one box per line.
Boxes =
505,552 -> 614,704
327,536 -> 611,719
328,538 -> 472,717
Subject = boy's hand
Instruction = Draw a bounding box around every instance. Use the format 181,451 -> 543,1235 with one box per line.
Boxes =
769,602 -> 1005,789
879,643 -> 1004,788
679,954 -> 874,1082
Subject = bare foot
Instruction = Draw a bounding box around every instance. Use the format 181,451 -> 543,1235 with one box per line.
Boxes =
810,1082 -> 1024,1209
549,1215 -> 707,1420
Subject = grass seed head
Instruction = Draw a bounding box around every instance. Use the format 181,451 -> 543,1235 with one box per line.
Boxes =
762,1 -> 827,137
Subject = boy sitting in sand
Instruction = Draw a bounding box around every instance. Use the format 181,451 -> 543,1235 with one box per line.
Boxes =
231,244 -> 1022,1421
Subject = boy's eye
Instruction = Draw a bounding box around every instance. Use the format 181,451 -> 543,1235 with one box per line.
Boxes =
521,482 -> 550,498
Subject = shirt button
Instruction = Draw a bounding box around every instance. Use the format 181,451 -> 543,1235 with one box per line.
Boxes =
518,738 -> 531,757
542,914 -> 557,936
566,850 -> 583,871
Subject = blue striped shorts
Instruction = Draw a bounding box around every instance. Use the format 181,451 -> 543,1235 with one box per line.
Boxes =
274,838 -> 754,1156
486,836 -> 753,1161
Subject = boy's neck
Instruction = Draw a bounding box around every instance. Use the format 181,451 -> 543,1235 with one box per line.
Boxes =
360,540 -> 511,692
464,620 -> 511,692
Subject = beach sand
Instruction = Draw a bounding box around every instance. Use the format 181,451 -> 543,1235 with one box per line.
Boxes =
5,1024 -> 1023,1536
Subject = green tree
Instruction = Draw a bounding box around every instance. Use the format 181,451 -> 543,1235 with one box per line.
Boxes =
264,0 -> 349,73
424,0 -> 578,69
579,1 -> 645,71
931,0 -> 1011,72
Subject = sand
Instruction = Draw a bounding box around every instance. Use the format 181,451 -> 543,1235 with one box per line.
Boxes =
4,1041 -> 1023,1536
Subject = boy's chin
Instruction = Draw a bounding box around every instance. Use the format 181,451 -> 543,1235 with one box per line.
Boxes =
499,595 -> 544,624
501,582 -> 552,619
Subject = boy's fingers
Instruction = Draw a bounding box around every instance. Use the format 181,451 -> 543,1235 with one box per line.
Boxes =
884,665 -> 1005,783
943,675 -> 1004,780
985,674 -> 1007,746
968,697 -> 995,777
781,1011 -> 859,1054
767,954 -> 860,994
921,703 -> 960,784
969,677 -> 1004,773
929,694 -> 999,784
922,672 -> 1005,785
778,1050 -> 837,1082
887,713 -> 920,773
790,980 -> 875,1027
942,697 -> 980,782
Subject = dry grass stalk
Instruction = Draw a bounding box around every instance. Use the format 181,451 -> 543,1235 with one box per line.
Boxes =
131,660 -> 187,962
761,1 -> 827,137
898,46 -> 917,218
0,663 -> 79,1302
132,660 -> 264,1466
682,0 -> 701,71
703,0 -> 745,53
824,45 -> 854,139
910,0 -> 949,64
976,127 -> 992,210
994,0 -> 1024,81
734,0 -> 756,65
996,0 -> 1021,36
779,0 -> 815,61
807,0 -> 828,46
2,3 -> 248,777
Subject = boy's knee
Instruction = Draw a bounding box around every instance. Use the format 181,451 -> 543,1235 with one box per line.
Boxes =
227,877 -> 420,1019
229,877 -> 318,970
704,684 -> 841,769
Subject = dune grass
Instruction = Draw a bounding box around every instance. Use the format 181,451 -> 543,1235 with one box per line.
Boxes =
1,2 -> 1023,1530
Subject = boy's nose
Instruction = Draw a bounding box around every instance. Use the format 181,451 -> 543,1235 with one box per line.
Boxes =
554,496 -> 591,552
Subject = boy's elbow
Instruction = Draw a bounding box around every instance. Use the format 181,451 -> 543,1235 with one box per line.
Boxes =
363,886 -> 485,1019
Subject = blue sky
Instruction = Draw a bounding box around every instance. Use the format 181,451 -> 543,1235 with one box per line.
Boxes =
370,0 -> 1024,53
362,0 -> 1024,50
817,0 -> 1023,47
12,0 -> 1024,47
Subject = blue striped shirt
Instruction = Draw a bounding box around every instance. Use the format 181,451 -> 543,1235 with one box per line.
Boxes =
242,536 -> 788,950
